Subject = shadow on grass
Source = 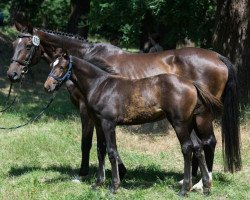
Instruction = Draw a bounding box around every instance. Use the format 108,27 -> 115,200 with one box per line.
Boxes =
7,164 -> 183,189
7,164 -> 234,191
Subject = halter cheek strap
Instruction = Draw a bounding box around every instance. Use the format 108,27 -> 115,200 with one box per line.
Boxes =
11,35 -> 40,74
48,56 -> 73,87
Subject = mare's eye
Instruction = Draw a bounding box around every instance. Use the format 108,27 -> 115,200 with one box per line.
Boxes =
26,45 -> 32,50
60,66 -> 64,70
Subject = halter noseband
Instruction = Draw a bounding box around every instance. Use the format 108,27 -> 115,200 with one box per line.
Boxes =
48,55 -> 73,87
11,34 -> 40,74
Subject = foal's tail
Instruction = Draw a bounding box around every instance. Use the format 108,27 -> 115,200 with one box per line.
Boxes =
218,55 -> 242,173
193,82 -> 223,117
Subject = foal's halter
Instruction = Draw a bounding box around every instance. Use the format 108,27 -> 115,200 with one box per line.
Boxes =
11,33 -> 40,74
48,56 -> 73,88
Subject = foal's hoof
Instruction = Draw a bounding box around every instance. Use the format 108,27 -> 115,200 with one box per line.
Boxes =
109,185 -> 119,194
203,187 -> 211,196
178,190 -> 187,198
91,180 -> 105,190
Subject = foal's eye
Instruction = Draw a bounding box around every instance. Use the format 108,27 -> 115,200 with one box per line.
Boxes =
26,45 -> 32,50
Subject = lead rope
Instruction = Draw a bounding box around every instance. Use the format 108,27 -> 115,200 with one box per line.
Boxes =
0,92 -> 56,130
0,73 -> 25,113
0,83 -> 17,112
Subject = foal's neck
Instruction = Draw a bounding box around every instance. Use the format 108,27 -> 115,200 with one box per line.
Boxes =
71,56 -> 109,94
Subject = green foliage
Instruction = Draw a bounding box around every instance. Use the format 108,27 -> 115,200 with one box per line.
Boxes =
2,0 -> 216,48
88,0 -> 145,48
88,0 -> 216,48
1,0 -> 70,30
36,0 -> 70,30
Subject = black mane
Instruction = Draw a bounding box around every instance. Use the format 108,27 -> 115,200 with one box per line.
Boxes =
87,57 -> 118,75
37,28 -> 88,43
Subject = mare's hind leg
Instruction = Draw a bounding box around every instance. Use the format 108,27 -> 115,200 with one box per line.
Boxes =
173,122 -> 193,197
192,114 -> 215,192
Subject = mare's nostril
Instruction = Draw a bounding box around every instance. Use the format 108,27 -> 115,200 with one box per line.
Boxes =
7,72 -> 17,79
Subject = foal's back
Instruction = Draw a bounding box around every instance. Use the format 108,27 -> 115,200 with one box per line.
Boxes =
99,74 -> 198,125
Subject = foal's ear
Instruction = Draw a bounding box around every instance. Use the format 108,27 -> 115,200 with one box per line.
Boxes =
62,52 -> 70,59
13,12 -> 33,34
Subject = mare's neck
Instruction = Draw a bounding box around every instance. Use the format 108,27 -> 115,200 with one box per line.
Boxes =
33,28 -> 91,56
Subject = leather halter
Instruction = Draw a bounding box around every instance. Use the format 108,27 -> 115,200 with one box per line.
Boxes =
48,55 -> 73,88
11,33 -> 39,74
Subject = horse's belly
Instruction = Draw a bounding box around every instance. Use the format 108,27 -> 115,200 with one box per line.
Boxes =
117,108 -> 166,125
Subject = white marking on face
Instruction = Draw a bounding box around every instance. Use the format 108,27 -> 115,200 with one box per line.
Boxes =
18,38 -> 22,45
52,59 -> 59,67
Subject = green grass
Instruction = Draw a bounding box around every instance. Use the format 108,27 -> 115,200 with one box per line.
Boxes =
0,28 -> 250,199
0,79 -> 249,200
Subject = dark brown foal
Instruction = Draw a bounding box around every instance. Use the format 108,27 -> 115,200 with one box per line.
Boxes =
44,55 -> 222,196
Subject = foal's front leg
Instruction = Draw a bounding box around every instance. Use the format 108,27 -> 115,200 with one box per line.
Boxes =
92,126 -> 107,188
101,119 -> 121,193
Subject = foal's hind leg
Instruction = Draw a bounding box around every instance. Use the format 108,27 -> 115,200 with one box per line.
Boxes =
173,123 -> 193,197
190,130 -> 211,195
192,114 -> 215,192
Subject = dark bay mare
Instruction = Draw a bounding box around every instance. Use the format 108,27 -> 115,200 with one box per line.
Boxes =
7,24 -> 241,186
44,54 -> 222,196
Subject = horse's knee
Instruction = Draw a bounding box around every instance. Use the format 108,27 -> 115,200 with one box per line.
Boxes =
108,149 -> 118,163
181,141 -> 193,155
203,135 -> 217,149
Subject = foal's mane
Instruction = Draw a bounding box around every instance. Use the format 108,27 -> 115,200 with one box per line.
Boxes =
83,57 -> 118,75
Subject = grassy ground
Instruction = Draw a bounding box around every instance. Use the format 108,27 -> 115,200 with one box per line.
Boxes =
0,27 -> 250,199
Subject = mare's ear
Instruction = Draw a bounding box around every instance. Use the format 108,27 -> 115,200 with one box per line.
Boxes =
13,12 -> 33,34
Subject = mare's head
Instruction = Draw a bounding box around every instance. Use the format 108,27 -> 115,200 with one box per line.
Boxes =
44,54 -> 71,93
7,21 -> 44,82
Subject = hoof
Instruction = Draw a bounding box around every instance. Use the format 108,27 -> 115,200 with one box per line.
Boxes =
91,179 -> 105,190
178,190 -> 187,197
203,187 -> 210,196
109,185 -> 118,194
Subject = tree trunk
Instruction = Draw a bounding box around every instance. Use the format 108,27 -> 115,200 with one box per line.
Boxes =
67,0 -> 90,38
213,0 -> 250,104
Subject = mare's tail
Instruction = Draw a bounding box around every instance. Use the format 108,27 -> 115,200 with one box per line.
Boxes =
218,55 -> 242,172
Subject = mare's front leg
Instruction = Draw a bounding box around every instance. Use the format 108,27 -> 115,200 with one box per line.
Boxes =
79,101 -> 94,178
101,119 -> 121,193
173,122 -> 193,197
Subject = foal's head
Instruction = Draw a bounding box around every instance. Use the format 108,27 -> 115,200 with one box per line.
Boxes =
44,54 -> 70,93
